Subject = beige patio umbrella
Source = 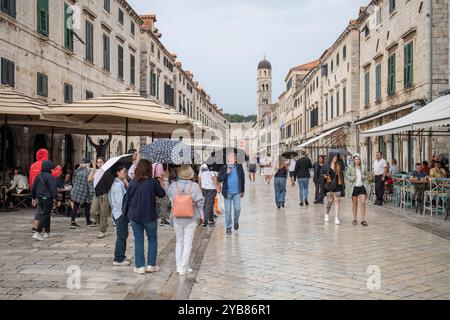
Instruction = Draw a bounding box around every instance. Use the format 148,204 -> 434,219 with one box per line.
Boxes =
41,91 -> 197,146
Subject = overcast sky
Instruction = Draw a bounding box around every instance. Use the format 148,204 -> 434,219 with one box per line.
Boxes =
129,0 -> 368,115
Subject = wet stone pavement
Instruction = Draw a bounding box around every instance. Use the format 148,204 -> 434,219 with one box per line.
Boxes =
1,174 -> 450,300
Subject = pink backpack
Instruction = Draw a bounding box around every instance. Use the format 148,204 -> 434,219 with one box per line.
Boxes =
172,182 -> 194,218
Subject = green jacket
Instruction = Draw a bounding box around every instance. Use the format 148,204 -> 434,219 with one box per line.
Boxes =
346,165 -> 371,198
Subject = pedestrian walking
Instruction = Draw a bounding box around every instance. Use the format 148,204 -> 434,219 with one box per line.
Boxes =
70,159 -> 94,229
288,157 -> 297,187
372,151 -> 388,206
247,156 -> 257,183
108,165 -> 130,266
153,162 -> 170,227
323,151 -> 346,225
313,155 -> 325,204
263,154 -> 273,184
87,135 -> 112,158
167,165 -> 205,276
127,149 -> 139,180
127,159 -> 166,274
294,150 -> 313,206
31,160 -> 57,240
218,151 -> 245,235
273,159 -> 288,209
346,154 -> 370,226
89,157 -> 112,238
198,164 -> 220,227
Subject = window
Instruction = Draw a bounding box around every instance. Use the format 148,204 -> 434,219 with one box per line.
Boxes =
375,63 -> 382,101
343,45 -> 347,60
86,91 -> 93,100
64,83 -> 73,103
64,3 -> 73,50
364,71 -> 370,106
388,53 -> 396,96
157,49 -> 160,61
37,72 -> 48,97
130,54 -> 135,85
404,41 -> 414,88
389,0 -> 396,14
103,34 -> 110,71
343,87 -> 347,113
85,20 -> 94,63
364,24 -> 370,37
37,0 -> 49,36
1,0 -> 16,18
287,78 -> 292,91
118,9 -> 124,25
336,90 -> 340,117
151,42 -> 155,53
325,97 -> 328,121
131,22 -> 135,36
164,83 -> 174,107
331,60 -> 334,73
118,45 -> 124,80
336,53 -> 340,66
1,58 -> 15,87
156,75 -> 160,99
103,0 -> 110,13
150,71 -> 156,96
330,95 -> 334,118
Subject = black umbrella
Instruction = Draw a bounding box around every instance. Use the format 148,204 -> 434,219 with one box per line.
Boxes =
205,147 -> 249,172
94,154 -> 134,196
140,140 -> 197,165
282,151 -> 298,158
328,149 -> 352,158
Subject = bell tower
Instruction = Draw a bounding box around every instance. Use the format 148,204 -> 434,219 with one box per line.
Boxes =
257,56 -> 272,122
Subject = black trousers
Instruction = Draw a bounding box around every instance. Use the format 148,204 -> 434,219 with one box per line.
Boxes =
202,189 -> 217,225
314,181 -> 324,202
36,198 -> 53,233
374,175 -> 384,203
71,201 -> 92,223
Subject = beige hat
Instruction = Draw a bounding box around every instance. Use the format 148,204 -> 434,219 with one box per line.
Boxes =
177,165 -> 195,180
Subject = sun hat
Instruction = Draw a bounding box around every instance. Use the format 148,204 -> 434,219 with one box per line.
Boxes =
177,165 -> 195,180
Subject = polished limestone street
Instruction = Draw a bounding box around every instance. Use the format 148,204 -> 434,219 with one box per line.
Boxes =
1,174 -> 450,300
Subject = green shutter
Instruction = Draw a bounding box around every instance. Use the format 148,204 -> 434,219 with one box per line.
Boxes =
86,21 -> 93,62
365,72 -> 370,106
388,54 -> 396,96
404,42 -> 413,88
37,0 -> 49,35
64,3 -> 73,50
37,73 -> 48,97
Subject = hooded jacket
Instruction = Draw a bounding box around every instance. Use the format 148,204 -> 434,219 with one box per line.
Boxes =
29,149 -> 62,188
31,160 -> 57,200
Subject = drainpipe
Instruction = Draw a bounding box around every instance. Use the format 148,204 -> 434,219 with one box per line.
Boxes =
428,0 -> 433,102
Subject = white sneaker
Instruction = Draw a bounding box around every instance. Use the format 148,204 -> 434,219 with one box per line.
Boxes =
335,217 -> 341,225
146,265 -> 159,273
324,214 -> 329,222
96,232 -> 106,239
113,260 -> 131,266
43,233 -> 51,239
32,233 -> 44,241
133,267 -> 146,274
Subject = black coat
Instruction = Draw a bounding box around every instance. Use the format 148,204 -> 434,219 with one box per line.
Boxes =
322,161 -> 346,197
218,164 -> 245,196
313,162 -> 324,184
31,160 -> 57,200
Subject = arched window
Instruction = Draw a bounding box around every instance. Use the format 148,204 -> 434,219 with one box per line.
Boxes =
117,140 -> 124,156
264,71 -> 267,76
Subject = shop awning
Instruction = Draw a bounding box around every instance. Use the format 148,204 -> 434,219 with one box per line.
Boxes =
296,127 -> 342,149
0,87 -> 47,118
354,102 -> 415,126
362,94 -> 450,137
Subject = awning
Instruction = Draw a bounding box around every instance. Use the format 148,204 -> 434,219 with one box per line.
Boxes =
354,102 -> 415,126
296,127 -> 342,149
0,87 -> 47,118
41,91 -> 196,136
362,94 -> 450,137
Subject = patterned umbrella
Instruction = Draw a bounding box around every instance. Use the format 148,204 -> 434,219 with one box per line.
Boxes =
140,140 -> 197,165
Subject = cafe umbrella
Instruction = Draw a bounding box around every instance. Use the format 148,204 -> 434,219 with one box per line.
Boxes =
140,140 -> 197,165
93,154 -> 134,197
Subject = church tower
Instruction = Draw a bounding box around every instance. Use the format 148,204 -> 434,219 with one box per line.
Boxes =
256,57 -> 272,122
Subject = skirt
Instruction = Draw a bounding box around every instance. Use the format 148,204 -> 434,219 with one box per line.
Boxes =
352,186 -> 367,197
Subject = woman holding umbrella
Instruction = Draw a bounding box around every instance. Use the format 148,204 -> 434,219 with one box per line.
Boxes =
322,150 -> 346,225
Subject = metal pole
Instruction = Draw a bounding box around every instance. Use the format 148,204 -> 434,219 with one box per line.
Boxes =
50,127 -> 54,161
85,134 -> 88,158
428,0 -> 433,102
125,118 -> 129,150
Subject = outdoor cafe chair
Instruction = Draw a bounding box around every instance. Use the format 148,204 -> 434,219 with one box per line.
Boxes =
391,174 -> 403,207
399,175 -> 416,209
11,192 -> 32,209
423,178 -> 443,216
435,178 -> 450,219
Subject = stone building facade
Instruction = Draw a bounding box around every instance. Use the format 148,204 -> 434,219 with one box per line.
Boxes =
0,0 -> 228,173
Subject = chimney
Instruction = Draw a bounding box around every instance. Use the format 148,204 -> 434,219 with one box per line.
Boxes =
140,14 -> 157,31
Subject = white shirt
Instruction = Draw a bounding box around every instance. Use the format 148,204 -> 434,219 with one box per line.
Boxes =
373,158 -> 388,176
355,168 -> 363,187
288,160 -> 296,172
199,171 -> 218,190
128,161 -> 137,179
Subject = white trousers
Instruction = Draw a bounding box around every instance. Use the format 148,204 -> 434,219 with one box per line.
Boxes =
173,220 -> 197,272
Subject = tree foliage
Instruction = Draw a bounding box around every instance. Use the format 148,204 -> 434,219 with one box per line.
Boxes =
225,114 -> 257,123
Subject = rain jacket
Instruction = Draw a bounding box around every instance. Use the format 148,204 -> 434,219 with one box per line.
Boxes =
29,149 -> 62,188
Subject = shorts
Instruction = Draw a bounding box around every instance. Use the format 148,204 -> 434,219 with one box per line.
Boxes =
289,171 -> 296,178
248,164 -> 256,173
352,186 -> 367,197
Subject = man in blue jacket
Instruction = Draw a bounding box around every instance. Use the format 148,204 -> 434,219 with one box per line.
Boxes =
218,151 -> 245,235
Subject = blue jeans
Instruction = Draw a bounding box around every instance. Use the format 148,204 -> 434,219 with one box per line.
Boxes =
297,178 -> 310,203
113,214 -> 129,263
274,177 -> 287,205
130,220 -> 158,268
224,193 -> 241,230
